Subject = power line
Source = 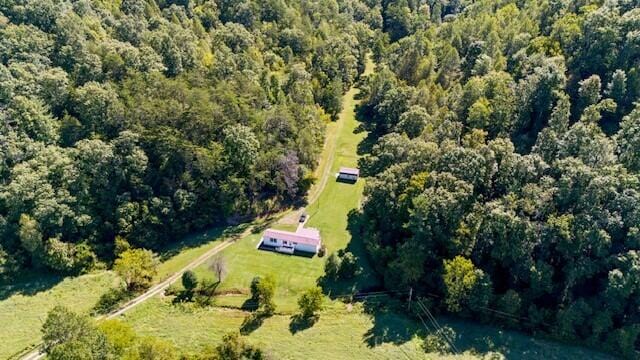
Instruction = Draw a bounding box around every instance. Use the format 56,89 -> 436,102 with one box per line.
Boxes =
415,299 -> 459,355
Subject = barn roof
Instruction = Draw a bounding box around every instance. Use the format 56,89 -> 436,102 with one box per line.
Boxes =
339,167 -> 360,176
263,228 -> 321,246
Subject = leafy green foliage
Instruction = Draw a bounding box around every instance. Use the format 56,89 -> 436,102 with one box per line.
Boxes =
211,332 -> 269,360
324,251 -> 362,280
0,0 -> 372,277
250,275 -> 276,315
297,287 -> 323,319
181,270 -> 198,293
359,0 -> 640,355
113,248 -> 158,292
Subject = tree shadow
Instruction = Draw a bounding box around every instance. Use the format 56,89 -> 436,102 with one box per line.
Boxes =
289,314 -> 318,334
361,299 -> 425,347
317,209 -> 382,296
315,209 -> 421,348
157,226 -> 229,262
240,297 -> 259,311
0,270 -> 64,301
240,311 -> 271,335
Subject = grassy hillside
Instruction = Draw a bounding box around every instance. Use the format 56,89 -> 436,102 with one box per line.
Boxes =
0,272 -> 118,359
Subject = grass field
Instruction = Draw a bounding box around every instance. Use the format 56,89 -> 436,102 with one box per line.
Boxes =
0,271 -> 119,359
124,296 -> 612,360
0,224 -> 239,359
118,59 -> 615,359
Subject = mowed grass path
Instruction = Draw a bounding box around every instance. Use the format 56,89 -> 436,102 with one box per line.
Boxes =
187,57 -> 379,312
120,57 -> 615,359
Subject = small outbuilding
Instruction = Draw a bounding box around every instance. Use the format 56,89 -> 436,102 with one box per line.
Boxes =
260,228 -> 322,255
338,167 -> 360,182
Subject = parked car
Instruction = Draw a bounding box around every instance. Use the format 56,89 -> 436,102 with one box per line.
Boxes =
299,213 -> 307,222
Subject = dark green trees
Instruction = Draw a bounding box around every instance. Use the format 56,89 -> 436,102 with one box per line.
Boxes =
359,0 -> 640,355
0,0 -> 373,277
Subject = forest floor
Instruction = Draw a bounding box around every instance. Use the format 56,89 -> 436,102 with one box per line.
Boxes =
116,59 -> 614,360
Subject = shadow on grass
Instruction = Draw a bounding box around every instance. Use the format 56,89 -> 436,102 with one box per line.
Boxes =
361,299 -> 425,347
317,209 -> 381,297
289,314 -> 318,334
336,177 -> 358,185
157,226 -> 228,262
240,311 -> 272,335
0,271 -> 64,301
314,209 -> 423,348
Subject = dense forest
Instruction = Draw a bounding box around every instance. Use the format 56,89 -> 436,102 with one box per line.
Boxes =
3,0 -> 640,357
357,0 -> 640,356
0,0 -> 379,275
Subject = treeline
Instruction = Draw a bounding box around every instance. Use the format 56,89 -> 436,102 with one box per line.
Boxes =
0,0 -> 380,275
357,0 -> 640,356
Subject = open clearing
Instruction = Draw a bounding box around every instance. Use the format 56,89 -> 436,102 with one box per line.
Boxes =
118,60 -> 613,359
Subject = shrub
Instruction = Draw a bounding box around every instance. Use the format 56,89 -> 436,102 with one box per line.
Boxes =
318,244 -> 327,257
92,286 -> 132,315
422,326 -> 456,355
250,275 -> 276,315
181,270 -> 198,293
324,252 -> 341,279
113,248 -> 158,291
298,287 -> 323,318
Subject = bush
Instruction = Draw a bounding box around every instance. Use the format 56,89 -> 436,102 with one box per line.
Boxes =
324,252 -> 340,279
298,287 -> 323,318
422,326 -> 456,355
325,251 -> 361,280
113,248 -> 158,292
181,270 -> 198,292
92,286 -> 133,315
250,275 -> 276,315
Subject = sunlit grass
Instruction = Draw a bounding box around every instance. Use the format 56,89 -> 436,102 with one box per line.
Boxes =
0,272 -> 119,359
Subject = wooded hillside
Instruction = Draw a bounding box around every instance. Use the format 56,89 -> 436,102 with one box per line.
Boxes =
0,0 -> 378,275
358,0 -> 640,356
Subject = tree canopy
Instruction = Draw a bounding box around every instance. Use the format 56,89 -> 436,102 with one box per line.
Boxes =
357,0 -> 640,356
0,0 -> 377,276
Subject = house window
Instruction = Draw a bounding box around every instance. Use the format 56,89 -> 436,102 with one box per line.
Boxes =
269,238 -> 277,243
283,241 -> 288,245
293,242 -> 297,245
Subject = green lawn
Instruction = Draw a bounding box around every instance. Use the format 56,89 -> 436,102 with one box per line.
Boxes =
0,271 -> 119,359
0,224 -> 238,359
184,57 -> 378,313
118,57 -> 615,360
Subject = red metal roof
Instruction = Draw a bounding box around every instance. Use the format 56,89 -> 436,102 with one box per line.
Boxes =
263,228 -> 321,246
339,167 -> 360,176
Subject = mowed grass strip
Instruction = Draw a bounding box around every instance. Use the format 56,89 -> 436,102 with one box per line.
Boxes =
187,58 -> 378,312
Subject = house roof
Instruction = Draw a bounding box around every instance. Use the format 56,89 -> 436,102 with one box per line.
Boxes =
339,167 -> 360,176
263,228 -> 321,246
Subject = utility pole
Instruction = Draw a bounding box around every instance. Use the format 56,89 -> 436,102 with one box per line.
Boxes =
408,287 -> 413,311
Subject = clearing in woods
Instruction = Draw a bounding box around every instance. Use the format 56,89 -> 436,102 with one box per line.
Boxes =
118,59 -> 613,360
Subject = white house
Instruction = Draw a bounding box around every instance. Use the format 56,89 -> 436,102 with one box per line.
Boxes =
261,228 -> 322,254
338,167 -> 359,182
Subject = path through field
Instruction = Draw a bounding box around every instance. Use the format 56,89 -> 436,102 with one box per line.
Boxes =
20,56 -> 376,360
